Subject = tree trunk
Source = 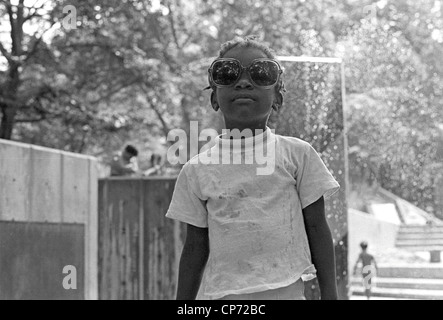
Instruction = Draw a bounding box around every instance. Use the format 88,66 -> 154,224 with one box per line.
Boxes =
0,1 -> 25,140
0,105 -> 16,140
1,59 -> 21,140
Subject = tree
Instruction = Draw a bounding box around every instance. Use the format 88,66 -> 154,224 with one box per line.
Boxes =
0,0 -> 61,139
340,0 -> 443,215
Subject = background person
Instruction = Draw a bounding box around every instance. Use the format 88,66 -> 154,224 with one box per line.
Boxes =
110,144 -> 141,176
144,153 -> 164,176
353,241 -> 379,299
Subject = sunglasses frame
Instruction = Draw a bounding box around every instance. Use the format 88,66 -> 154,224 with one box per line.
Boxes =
208,58 -> 283,89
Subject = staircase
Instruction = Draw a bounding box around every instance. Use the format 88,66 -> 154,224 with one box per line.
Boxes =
395,225 -> 443,263
350,264 -> 443,300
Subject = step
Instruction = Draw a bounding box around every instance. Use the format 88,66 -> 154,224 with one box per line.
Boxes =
376,265 -> 443,279
395,246 -> 443,252
396,239 -> 443,246
399,226 -> 443,233
397,233 -> 443,240
350,286 -> 443,300
351,277 -> 443,290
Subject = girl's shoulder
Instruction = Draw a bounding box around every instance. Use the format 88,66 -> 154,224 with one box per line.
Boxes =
274,133 -> 312,154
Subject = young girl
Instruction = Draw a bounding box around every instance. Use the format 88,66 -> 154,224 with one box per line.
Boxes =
166,36 -> 340,300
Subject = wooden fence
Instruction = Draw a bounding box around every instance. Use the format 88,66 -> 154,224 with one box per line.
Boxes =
98,177 -> 184,300
0,139 -> 98,299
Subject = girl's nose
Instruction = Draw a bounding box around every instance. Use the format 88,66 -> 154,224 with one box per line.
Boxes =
235,73 -> 253,89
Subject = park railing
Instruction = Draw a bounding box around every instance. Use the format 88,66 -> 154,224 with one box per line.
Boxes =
0,139 -> 98,299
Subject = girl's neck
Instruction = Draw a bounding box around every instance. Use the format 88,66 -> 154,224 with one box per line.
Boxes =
223,120 -> 268,138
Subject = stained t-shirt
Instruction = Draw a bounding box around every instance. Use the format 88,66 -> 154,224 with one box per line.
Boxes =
166,127 -> 340,299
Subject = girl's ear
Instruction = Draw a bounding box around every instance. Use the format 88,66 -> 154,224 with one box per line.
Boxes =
272,90 -> 283,112
210,91 -> 219,111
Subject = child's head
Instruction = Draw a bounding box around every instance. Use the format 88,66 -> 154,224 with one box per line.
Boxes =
360,241 -> 368,251
150,153 -> 163,166
208,36 -> 285,129
123,144 -> 138,160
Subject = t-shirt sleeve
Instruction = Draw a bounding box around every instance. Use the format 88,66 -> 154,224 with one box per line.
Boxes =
296,143 -> 340,209
165,164 -> 208,228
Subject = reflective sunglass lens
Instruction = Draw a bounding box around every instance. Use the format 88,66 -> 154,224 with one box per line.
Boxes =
211,60 -> 280,87
212,61 -> 240,86
249,61 -> 279,86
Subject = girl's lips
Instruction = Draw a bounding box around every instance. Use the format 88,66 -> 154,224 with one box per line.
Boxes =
233,98 -> 255,103
232,94 -> 255,102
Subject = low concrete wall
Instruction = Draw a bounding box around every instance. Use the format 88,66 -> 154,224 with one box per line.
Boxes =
0,139 -> 98,299
348,208 -> 400,273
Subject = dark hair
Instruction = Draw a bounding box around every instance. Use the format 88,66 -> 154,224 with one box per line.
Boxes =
218,35 -> 278,60
360,241 -> 368,250
150,153 -> 162,164
125,144 -> 138,157
208,35 -> 285,95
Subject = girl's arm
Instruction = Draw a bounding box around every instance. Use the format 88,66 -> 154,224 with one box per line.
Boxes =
302,196 -> 338,300
176,224 -> 210,300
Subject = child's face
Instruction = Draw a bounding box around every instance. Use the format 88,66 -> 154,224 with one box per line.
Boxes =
212,47 -> 279,128
122,151 -> 133,161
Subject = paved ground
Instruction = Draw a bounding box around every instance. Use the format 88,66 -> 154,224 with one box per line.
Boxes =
349,295 -> 417,300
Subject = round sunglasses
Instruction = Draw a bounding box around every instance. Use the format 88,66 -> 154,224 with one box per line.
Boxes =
208,58 -> 283,89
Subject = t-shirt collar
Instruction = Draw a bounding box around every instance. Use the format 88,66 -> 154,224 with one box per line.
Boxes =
214,126 -> 274,153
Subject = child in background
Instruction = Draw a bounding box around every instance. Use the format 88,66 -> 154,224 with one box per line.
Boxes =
166,36 -> 340,300
353,241 -> 378,300
110,144 -> 140,176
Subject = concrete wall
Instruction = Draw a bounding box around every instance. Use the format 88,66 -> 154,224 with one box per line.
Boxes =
0,139 -> 98,299
348,208 -> 400,273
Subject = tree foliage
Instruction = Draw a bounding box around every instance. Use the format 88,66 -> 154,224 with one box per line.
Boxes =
1,0 -> 442,214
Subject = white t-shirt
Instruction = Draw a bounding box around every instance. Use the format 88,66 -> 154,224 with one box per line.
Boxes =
166,127 -> 340,300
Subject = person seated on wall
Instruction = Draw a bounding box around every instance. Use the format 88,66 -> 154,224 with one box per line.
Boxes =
144,152 -> 165,176
110,144 -> 141,176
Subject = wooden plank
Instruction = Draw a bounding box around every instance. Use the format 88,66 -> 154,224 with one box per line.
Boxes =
0,221 -> 85,300
86,158 -> 99,300
29,145 -> 62,222
98,179 -> 141,300
98,179 -> 108,300
138,179 -> 145,300
0,140 -> 31,221
143,178 -> 183,300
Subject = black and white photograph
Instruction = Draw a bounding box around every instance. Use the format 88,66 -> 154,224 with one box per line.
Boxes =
0,0 -> 442,304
